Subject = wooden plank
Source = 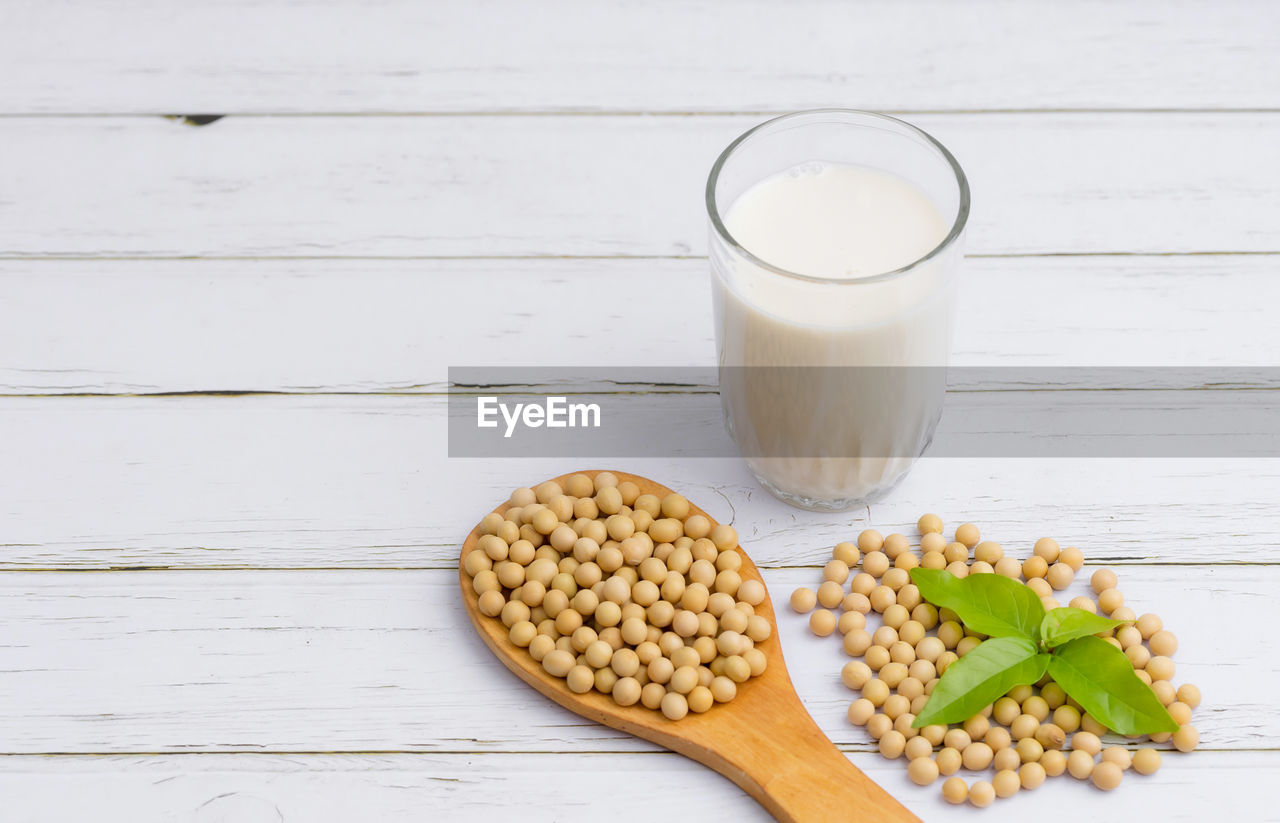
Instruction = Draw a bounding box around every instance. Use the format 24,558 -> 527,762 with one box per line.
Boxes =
1,1 -> 1276,114
0,115 -> 1277,258
0,566 -> 1267,754
1,396 -> 1277,569
2,256 -> 1277,395
0,750 -> 1272,822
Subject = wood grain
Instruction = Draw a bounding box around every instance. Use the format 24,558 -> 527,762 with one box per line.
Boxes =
1,396 -> 1278,569
459,470 -> 917,822
2,255 -> 1277,395
1,1 -> 1276,114
0,4 -> 1275,820
1,115 -> 1277,259
0,566 -> 1269,754
2,751 -> 1273,823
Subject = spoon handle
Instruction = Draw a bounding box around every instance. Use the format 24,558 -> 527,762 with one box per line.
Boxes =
699,691 -> 920,823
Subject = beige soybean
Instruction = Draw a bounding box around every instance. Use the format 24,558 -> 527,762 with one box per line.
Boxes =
862,678 -> 891,707
1035,723 -> 1066,750
993,747 -> 1021,773
862,551 -> 890,578
984,726 -> 1012,754
883,694 -> 911,721
904,735 -> 933,762
1031,537 -> 1059,562
841,661 -> 873,690
1068,596 -> 1097,614
1133,748 -> 1162,775
833,541 -> 861,566
908,757 -> 939,786
968,780 -> 995,808
660,691 -> 689,720
1052,705 -> 1081,733
974,541 -> 1004,564
993,769 -> 1020,798
883,532 -> 910,559
790,587 -> 817,613
866,714 -> 893,741
1015,737 -> 1043,764
837,610 -> 866,635
1101,746 -> 1132,771
943,542 -> 969,564
962,742 -> 994,770
1046,562 -> 1075,590
1152,679 -> 1177,706
941,776 -> 967,804
1071,731 -> 1102,756
1026,577 -> 1052,598
1168,701 -> 1193,725
1173,724 -> 1200,752
1067,749 -> 1096,779
1091,568 -> 1118,594
1040,749 -> 1068,777
921,551 -> 947,570
920,724 -> 947,747
1091,760 -> 1123,791
993,556 -> 1021,579
1019,761 -> 1047,790
1147,655 -> 1176,682
1080,714 -> 1108,737
737,578 -> 766,606
823,559 -> 850,584
1150,629 -> 1178,656
843,629 -> 873,656
882,568 -> 910,592
1137,612 -> 1163,639
1010,714 -> 1040,741
765,514 -> 1204,798
954,523 -> 980,548
856,529 -> 884,552
1097,587 -> 1124,615
869,585 -> 897,613
809,609 -> 837,637
817,580 -> 845,609
683,515 -> 711,540
936,747 -> 962,776
918,514 -> 944,535
468,480 -> 781,720
847,698 -> 876,726
843,592 -> 872,614
850,572 -> 877,596
1022,555 -> 1049,579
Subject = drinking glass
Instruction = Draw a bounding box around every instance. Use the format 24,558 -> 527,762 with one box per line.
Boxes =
706,110 -> 970,511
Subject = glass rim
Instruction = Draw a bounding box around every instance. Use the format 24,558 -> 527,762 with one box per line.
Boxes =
705,109 -> 971,285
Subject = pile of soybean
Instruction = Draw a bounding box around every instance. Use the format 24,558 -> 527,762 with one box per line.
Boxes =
463,472 -> 770,720
791,516 -> 1201,808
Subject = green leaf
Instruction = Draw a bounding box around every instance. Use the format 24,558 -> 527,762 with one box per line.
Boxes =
1046,636 -> 1180,735
1040,607 -> 1130,649
913,636 -> 1050,727
909,568 -> 1045,641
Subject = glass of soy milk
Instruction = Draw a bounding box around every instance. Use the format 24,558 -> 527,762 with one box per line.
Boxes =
706,110 -> 969,511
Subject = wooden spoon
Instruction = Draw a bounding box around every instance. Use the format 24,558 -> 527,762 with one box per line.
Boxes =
459,470 -> 919,822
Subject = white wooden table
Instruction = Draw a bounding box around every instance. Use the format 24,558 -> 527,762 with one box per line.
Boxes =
2,2 -> 1278,820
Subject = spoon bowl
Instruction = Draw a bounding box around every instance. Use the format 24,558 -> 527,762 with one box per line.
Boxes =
459,469 -> 918,822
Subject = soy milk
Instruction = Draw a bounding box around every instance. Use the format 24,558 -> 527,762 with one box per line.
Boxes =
711,162 -> 955,508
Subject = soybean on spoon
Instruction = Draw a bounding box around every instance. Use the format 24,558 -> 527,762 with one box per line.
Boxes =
459,469 -> 919,822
